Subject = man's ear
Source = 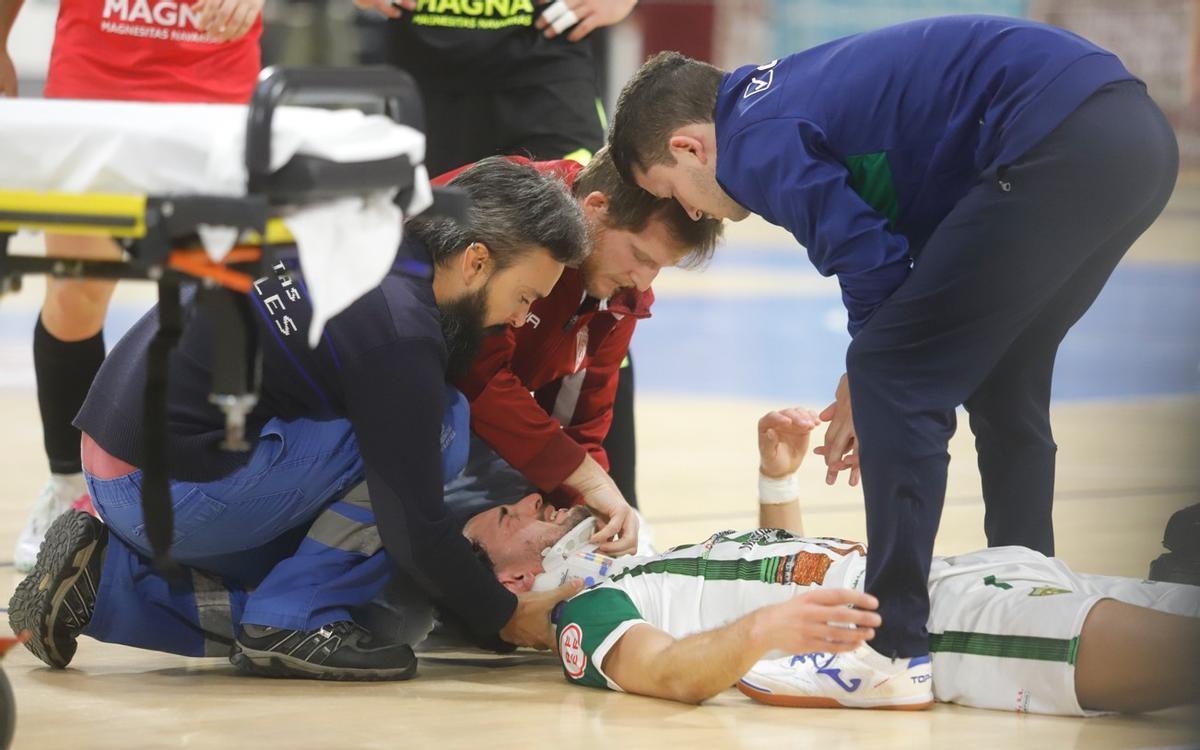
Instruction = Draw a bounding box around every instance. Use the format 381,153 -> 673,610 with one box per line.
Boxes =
668,131 -> 708,166
580,190 -> 610,220
497,567 -> 538,594
461,242 -> 491,286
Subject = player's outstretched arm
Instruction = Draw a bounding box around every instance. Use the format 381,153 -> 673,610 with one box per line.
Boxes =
603,588 -> 880,704
756,407 -> 819,534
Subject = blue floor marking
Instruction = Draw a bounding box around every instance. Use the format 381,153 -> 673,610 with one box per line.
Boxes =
635,262 -> 1200,402
1,260 -> 1196,403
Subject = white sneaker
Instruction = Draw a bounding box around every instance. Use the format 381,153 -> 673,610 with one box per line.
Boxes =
738,644 -> 934,710
14,474 -> 89,573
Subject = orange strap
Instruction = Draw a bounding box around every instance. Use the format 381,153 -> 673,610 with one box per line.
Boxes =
166,247 -> 262,293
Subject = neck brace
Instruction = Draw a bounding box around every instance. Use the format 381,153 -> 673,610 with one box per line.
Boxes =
531,518 -> 625,592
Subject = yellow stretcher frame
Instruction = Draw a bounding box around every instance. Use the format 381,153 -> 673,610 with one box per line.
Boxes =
0,64 -> 434,572
0,189 -> 295,243
0,189 -> 298,293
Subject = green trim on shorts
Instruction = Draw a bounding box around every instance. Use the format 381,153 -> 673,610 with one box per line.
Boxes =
619,355 -> 630,368
596,98 -> 609,131
929,631 -> 1081,665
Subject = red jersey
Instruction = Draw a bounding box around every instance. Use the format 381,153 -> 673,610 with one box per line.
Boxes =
44,0 -> 260,103
434,158 -> 654,493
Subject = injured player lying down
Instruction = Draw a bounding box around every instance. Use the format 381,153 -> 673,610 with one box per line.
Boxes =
464,408 -> 1200,715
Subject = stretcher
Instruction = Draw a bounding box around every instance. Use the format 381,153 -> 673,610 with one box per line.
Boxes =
0,67 -> 467,567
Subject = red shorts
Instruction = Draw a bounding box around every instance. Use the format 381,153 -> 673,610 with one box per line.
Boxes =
44,0 -> 261,103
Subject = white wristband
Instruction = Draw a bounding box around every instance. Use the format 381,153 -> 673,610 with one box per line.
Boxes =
758,471 -> 801,505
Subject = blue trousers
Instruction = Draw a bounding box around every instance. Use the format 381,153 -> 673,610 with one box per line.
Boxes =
83,388 -> 469,657
850,81 -> 1179,656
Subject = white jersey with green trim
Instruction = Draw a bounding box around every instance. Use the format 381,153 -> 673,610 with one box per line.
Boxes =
553,529 -> 1200,715
554,529 -> 868,690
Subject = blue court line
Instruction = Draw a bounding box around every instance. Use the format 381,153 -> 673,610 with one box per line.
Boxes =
634,262 -> 1200,403
1,261 -> 1196,402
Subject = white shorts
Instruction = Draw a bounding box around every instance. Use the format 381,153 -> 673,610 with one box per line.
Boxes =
926,546 -> 1200,715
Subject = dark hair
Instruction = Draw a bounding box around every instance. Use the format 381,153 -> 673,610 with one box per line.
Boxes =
407,156 -> 589,270
609,51 -> 725,186
469,538 -> 496,574
436,541 -> 516,653
574,147 -> 723,269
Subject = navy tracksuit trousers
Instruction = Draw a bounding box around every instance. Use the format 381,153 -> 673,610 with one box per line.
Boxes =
852,81 -> 1180,656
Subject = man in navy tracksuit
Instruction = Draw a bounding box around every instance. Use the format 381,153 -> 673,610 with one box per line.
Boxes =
9,159 -> 598,680
609,16 -> 1178,706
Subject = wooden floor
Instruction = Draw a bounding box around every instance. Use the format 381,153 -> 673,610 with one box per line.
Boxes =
1,394 -> 1197,749
1,179 -> 1198,748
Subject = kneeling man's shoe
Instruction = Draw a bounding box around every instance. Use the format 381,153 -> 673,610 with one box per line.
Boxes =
8,510 -> 107,669
231,621 -> 418,681
1149,551 -> 1200,586
737,644 -> 934,710
1161,503 -> 1200,557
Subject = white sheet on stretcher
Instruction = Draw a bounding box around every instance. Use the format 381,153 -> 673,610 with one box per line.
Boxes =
0,98 -> 435,346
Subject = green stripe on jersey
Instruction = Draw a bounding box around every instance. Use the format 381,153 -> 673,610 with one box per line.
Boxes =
610,556 -> 768,584
929,631 -> 1081,665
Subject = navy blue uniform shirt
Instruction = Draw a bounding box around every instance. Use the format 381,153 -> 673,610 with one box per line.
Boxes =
77,238 -> 517,637
713,15 -> 1135,335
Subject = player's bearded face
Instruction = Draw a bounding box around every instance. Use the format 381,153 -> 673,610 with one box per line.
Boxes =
464,495 -> 593,573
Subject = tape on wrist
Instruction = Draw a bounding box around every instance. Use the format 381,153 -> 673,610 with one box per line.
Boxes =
758,471 -> 801,505
542,1 -> 580,33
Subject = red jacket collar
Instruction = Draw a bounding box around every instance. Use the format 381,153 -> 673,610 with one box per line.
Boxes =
559,267 -> 654,319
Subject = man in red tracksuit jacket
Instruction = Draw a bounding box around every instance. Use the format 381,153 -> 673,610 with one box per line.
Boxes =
433,149 -> 722,549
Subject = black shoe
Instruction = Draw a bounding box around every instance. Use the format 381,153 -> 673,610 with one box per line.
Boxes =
1162,503 -> 1200,557
231,621 -> 418,681
8,510 -> 107,669
1149,551 -> 1200,586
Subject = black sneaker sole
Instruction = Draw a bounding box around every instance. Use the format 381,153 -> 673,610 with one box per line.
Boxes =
230,646 -> 419,682
8,511 -> 104,669
1149,551 -> 1200,586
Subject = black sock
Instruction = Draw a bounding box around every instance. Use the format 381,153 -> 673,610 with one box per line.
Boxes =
602,355 -> 638,509
33,317 -> 105,475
